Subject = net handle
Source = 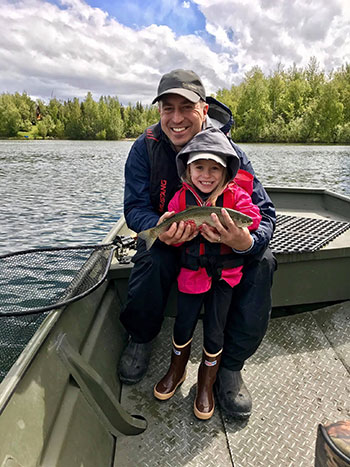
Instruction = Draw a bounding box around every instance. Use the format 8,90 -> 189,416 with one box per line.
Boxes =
0,242 -> 114,260
0,235 -> 136,259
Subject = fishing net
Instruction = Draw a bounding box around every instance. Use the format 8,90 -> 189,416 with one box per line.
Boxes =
0,236 -> 136,381
0,313 -> 47,381
0,244 -> 114,316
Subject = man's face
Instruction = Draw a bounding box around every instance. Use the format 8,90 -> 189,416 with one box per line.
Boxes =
159,94 -> 209,151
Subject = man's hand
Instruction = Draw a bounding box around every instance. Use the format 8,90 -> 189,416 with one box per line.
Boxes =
200,208 -> 253,251
157,211 -> 199,245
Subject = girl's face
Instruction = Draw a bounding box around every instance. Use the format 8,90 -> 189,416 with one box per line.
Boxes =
189,159 -> 225,193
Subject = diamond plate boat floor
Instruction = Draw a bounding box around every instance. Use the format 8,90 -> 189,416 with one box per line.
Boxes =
114,301 -> 350,467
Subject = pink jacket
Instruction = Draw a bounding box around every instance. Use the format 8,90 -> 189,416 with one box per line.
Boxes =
168,176 -> 262,294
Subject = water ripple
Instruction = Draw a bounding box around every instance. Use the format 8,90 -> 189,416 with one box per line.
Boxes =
0,140 -> 133,254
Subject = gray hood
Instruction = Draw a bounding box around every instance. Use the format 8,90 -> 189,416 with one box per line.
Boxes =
176,127 -> 240,182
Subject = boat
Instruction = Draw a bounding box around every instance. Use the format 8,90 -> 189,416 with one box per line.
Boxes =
0,187 -> 349,466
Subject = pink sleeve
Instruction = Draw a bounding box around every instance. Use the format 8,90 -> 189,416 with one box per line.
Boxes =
168,190 -> 182,214
233,187 -> 262,231
167,189 -> 184,247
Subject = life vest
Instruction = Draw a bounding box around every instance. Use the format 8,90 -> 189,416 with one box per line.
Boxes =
145,123 -> 181,214
178,186 -> 245,279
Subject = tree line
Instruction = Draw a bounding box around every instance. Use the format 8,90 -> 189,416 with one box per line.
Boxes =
218,58 -> 350,144
0,92 -> 159,140
1,58 -> 350,143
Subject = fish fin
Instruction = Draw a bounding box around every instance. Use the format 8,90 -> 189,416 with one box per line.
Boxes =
138,229 -> 157,250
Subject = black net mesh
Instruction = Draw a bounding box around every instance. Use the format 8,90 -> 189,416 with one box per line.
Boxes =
0,245 -> 114,316
0,244 -> 115,382
0,313 -> 47,381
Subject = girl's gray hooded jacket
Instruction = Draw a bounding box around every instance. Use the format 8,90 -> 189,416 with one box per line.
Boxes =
176,127 -> 240,182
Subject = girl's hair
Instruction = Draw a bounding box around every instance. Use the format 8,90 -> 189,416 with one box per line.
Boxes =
182,162 -> 231,205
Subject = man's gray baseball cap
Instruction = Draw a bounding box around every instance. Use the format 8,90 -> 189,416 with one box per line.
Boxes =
152,69 -> 206,104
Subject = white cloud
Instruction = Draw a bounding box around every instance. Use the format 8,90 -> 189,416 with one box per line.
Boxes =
0,0 -> 235,103
194,0 -> 350,80
0,0 -> 349,104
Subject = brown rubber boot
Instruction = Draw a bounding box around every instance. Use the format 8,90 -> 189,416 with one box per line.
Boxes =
315,420 -> 350,467
194,348 -> 222,420
154,338 -> 192,400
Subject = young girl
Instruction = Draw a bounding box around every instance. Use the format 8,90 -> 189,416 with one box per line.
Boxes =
153,127 -> 262,420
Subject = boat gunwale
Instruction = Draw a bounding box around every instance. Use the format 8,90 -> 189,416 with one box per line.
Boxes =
265,185 -> 350,204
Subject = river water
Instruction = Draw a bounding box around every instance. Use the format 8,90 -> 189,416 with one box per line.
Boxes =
0,140 -> 133,254
0,140 -> 349,381
1,140 -> 350,255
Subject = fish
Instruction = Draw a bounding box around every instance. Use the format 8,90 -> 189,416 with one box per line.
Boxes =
138,206 -> 253,250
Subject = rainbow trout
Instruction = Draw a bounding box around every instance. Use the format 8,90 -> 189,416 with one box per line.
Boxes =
138,206 -> 252,250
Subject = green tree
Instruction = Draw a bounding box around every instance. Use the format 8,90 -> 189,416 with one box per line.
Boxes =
304,57 -> 325,100
268,67 -> 288,121
298,99 -> 320,142
144,105 -> 159,128
216,85 -> 242,124
64,98 -> 84,139
36,115 -> 55,138
80,92 -> 100,139
0,94 -> 22,137
100,96 -> 125,140
124,102 -> 147,138
316,81 -> 343,142
283,76 -> 311,123
52,119 -> 65,138
332,64 -> 350,124
234,67 -> 272,141
12,92 -> 36,126
47,98 -> 64,124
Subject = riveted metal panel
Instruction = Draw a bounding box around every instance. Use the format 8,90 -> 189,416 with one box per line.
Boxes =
115,319 -> 233,467
115,302 -> 350,467
222,303 -> 350,467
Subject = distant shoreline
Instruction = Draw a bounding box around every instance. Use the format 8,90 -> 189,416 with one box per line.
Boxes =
1,136 -> 349,146
1,136 -> 137,142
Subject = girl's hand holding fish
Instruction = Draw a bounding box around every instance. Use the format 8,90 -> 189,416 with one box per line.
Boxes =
200,208 -> 253,251
157,211 -> 199,246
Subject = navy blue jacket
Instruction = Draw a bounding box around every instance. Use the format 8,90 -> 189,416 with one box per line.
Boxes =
124,98 -> 276,257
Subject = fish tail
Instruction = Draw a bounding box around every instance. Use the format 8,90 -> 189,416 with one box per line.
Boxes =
138,229 -> 157,250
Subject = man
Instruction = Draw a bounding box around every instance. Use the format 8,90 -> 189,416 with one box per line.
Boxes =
119,69 -> 276,419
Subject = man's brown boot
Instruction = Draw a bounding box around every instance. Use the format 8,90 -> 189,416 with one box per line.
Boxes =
194,348 -> 222,420
154,338 -> 192,400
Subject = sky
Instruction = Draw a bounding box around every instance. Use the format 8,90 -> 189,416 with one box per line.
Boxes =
1,0 -> 350,105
